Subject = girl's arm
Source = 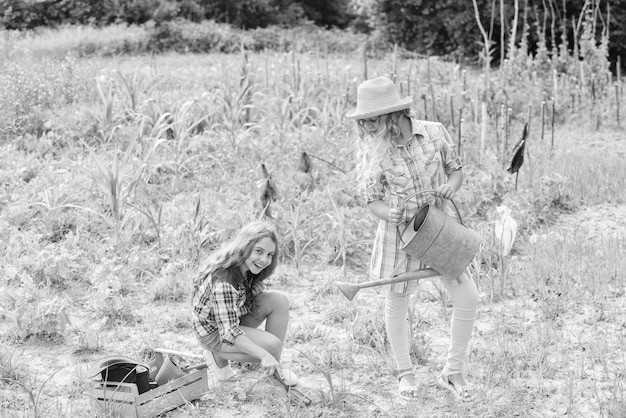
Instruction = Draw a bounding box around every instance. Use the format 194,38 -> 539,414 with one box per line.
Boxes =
368,199 -> 404,225
232,334 -> 280,374
437,168 -> 464,199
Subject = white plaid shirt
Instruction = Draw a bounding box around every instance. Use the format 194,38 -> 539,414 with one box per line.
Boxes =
365,118 -> 462,292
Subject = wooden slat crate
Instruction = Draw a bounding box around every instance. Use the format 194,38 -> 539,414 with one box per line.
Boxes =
86,368 -> 208,418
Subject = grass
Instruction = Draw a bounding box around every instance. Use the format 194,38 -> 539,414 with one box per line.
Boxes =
0,25 -> 625,417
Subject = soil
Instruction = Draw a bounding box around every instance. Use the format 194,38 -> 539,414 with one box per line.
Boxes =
1,129 -> 625,417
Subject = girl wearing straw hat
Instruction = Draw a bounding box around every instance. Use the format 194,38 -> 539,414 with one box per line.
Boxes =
346,76 -> 479,401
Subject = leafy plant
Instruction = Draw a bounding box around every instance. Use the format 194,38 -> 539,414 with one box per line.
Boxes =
90,74 -> 118,141
0,371 -> 59,418
212,80 -> 257,149
281,196 -> 322,273
78,135 -> 145,245
4,285 -> 70,341
155,99 -> 207,182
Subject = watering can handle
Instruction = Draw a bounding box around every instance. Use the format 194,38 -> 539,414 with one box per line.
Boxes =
397,190 -> 465,225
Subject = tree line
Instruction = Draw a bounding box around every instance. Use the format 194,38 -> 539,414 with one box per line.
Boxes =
1,0 -> 624,69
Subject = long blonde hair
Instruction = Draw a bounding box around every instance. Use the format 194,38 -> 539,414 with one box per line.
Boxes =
354,108 -> 414,192
192,221 -> 279,294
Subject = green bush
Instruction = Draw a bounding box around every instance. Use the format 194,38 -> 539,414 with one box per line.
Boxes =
145,20 -> 369,55
119,0 -> 160,25
0,0 -> 62,29
147,19 -> 240,53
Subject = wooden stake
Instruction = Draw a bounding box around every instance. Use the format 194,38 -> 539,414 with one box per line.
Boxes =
618,56 -> 622,96
503,107 -> 513,165
392,43 -> 398,83
551,101 -> 555,152
541,100 -> 546,142
407,62 -> 412,96
616,82 -> 621,127
430,84 -> 437,121
480,101 -> 487,156
449,95 -> 455,127
362,46 -> 368,81
501,104 -> 506,166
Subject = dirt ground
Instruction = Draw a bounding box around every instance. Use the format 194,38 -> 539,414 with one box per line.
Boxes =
2,128 -> 625,417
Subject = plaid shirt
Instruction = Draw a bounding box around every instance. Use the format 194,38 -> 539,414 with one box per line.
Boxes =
365,118 -> 462,292
192,266 -> 255,346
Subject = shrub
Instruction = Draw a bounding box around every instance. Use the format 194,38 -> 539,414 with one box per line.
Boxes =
147,19 -> 241,53
119,0 -> 160,25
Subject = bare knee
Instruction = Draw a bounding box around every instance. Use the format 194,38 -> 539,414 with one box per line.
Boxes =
258,290 -> 290,315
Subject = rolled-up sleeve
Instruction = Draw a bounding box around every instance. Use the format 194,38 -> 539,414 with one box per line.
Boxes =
438,122 -> 462,174
212,282 -> 245,346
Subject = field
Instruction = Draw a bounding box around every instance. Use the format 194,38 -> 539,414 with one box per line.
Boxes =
0,27 -> 625,417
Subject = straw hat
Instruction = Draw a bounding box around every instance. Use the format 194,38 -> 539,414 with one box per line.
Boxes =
345,76 -> 413,119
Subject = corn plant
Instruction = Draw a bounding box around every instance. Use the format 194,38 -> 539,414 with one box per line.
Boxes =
297,348 -> 350,408
281,197 -> 322,273
311,95 -> 348,139
115,69 -> 161,119
78,134 -> 144,245
126,200 -> 162,249
297,347 -> 391,415
185,194 -> 207,265
256,92 -> 315,149
91,74 -> 117,141
159,99 -> 207,180
137,99 -> 174,141
324,186 -> 347,276
212,80 -> 258,150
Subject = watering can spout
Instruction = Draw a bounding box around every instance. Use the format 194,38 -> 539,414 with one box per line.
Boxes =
336,282 -> 359,301
335,269 -> 439,300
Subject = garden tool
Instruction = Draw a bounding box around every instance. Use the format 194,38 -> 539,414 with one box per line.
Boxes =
273,369 -> 312,406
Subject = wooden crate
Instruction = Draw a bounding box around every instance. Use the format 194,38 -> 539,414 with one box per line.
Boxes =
86,368 -> 208,418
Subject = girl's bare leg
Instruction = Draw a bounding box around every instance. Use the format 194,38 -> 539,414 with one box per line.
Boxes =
214,290 -> 290,364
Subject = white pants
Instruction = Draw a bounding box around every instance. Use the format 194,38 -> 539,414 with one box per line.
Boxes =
385,274 -> 479,375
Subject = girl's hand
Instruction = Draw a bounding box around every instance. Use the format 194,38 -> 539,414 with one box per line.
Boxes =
251,281 -> 265,296
387,207 -> 405,225
260,353 -> 280,376
437,184 -> 455,200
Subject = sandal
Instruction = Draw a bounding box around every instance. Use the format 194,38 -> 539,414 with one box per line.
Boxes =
204,350 -> 238,382
397,369 -> 419,401
439,368 -> 472,401
273,369 -> 299,387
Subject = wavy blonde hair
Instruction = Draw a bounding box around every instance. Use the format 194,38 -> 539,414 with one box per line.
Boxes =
354,108 -> 414,192
193,221 -> 279,295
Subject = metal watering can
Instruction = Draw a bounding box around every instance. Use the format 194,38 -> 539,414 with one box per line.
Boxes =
335,190 -> 481,301
398,191 -> 481,279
